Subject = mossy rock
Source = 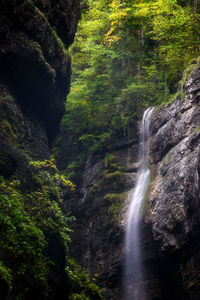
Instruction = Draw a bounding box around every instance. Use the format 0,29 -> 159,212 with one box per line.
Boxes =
105,192 -> 128,222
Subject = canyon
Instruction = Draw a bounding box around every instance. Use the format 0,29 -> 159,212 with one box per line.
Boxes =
0,0 -> 200,299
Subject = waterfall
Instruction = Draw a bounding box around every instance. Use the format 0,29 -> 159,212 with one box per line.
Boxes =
124,107 -> 154,300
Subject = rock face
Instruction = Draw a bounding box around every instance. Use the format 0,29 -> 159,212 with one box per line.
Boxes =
65,132 -> 139,299
0,0 -> 80,298
67,129 -> 165,299
149,64 -> 200,299
68,64 -> 200,300
0,0 -> 80,174
0,0 -> 80,145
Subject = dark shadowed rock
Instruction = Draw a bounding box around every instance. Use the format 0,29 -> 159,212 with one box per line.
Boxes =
0,0 -> 80,174
0,0 -> 80,143
0,1 -> 80,298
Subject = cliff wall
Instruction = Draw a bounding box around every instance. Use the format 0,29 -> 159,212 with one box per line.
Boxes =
68,64 -> 200,300
0,1 -> 80,298
67,128 -> 164,299
67,138 -> 139,299
0,0 -> 80,151
149,64 -> 200,300
0,0 -> 80,180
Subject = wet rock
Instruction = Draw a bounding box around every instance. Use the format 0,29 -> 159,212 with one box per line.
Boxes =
67,133 -> 166,299
66,142 -> 138,299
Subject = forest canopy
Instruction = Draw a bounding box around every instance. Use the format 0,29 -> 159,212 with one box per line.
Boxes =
56,0 -> 200,178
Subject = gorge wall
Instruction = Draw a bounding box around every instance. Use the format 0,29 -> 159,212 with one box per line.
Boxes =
1,1 -> 200,299
66,119 -> 164,299
0,0 -> 80,177
0,0 -> 80,298
149,64 -> 200,300
67,64 -> 200,300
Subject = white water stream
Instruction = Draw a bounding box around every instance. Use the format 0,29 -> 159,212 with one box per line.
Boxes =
124,107 -> 154,300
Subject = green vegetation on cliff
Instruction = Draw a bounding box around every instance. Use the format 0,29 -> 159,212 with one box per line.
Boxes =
0,0 -> 103,298
0,158 -> 101,299
1,0 -> 200,299
55,0 -> 200,177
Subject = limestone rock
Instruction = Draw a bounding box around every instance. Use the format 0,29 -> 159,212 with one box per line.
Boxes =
149,64 -> 200,299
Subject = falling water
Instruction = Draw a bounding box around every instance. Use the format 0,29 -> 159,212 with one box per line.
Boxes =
124,107 -> 154,300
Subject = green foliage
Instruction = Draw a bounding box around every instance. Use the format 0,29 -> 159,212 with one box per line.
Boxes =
0,119 -> 17,144
179,56 -> 200,91
0,178 -> 48,295
104,170 -> 124,183
104,191 -> 128,222
70,292 -> 90,300
0,95 -> 13,101
63,153 -> 86,182
87,152 -> 127,224
0,261 -> 12,289
0,95 -> 17,145
58,0 -> 200,179
134,0 -> 200,88
104,153 -> 115,169
66,258 -> 102,299
195,125 -> 200,132
0,158 -> 100,298
30,158 -> 75,190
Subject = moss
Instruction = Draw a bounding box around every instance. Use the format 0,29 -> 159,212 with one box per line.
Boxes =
195,125 -> 200,132
0,119 -> 17,145
103,170 -> 125,187
31,41 -> 56,78
179,57 -> 200,95
89,181 -> 101,194
30,1 -> 48,22
51,28 -> 70,60
155,58 -> 200,113
28,1 -> 69,68
0,95 -> 18,146
175,90 -> 185,101
105,192 -> 128,222
155,92 -> 178,112
143,185 -> 152,217
0,95 -> 14,102
89,168 -> 125,198
104,153 -> 115,168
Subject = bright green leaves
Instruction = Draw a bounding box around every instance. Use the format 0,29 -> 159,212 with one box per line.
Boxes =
66,258 -> 102,299
27,158 -> 75,248
0,155 -> 102,298
30,158 -> 75,190
0,178 -> 48,294
104,0 -> 132,46
135,0 -> 200,85
58,0 -> 200,185
0,154 -> 105,299
0,159 -> 76,298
